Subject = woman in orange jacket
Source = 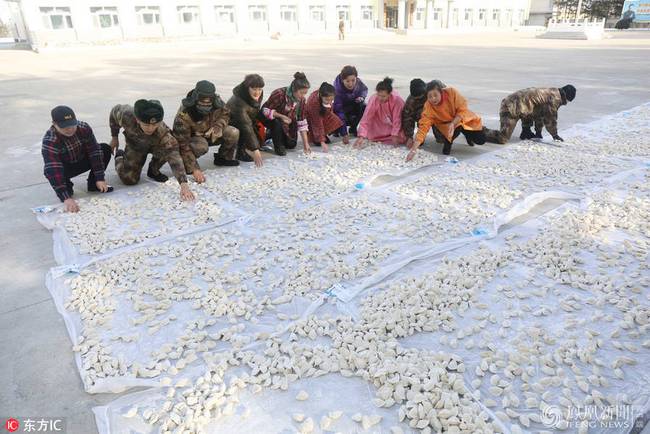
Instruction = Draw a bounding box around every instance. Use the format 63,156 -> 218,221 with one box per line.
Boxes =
406,80 -> 486,160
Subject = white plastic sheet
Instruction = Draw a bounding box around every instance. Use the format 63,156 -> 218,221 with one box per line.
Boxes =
33,104 -> 650,434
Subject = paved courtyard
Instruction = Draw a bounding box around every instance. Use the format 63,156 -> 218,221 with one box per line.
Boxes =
1,30 -> 650,433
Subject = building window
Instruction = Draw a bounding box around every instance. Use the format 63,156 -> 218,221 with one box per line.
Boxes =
479,9 -> 486,20
433,8 -> 442,20
280,5 -> 297,22
309,5 -> 324,22
360,5 -> 373,21
337,5 -> 350,21
90,6 -> 119,28
135,6 -> 160,25
39,7 -> 73,30
492,9 -> 500,21
177,5 -> 199,24
249,5 -> 267,22
464,9 -> 473,21
415,7 -> 425,21
215,5 -> 235,24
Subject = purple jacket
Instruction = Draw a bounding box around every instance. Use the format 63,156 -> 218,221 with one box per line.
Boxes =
333,75 -> 368,134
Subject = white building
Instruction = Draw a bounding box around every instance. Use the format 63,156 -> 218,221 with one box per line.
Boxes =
3,0 -> 532,48
381,0 -> 531,31
527,0 -> 553,26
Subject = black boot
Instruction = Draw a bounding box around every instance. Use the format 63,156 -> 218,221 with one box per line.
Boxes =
520,127 -> 535,140
442,142 -> 452,155
88,181 -> 114,193
274,142 -> 287,156
237,148 -> 253,162
214,154 -> 240,166
147,165 -> 168,182
66,180 -> 74,197
534,129 -> 543,139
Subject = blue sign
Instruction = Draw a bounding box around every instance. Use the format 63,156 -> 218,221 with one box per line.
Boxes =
621,1 -> 650,23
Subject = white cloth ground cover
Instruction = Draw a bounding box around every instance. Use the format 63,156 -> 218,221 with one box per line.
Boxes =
34,104 -> 650,433
93,167 -> 649,434
562,102 -> 650,159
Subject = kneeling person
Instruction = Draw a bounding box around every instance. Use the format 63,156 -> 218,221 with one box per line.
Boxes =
42,105 -> 113,213
485,84 -> 576,144
110,100 -> 194,201
173,80 -> 239,181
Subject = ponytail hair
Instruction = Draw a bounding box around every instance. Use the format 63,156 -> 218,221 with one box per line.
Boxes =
376,77 -> 393,93
291,71 -> 310,92
318,82 -> 336,115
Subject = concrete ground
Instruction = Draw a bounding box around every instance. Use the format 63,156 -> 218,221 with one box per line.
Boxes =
1,30 -> 650,433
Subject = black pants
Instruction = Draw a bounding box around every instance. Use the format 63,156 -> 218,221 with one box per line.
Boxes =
63,143 -> 112,190
257,116 -> 297,151
343,102 -> 366,136
435,127 -> 486,155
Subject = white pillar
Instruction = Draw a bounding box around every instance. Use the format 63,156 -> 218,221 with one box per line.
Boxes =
377,0 -> 384,29
397,0 -> 406,29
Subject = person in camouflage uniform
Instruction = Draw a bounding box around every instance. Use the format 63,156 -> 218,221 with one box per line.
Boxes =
110,99 -> 195,201
401,78 -> 446,148
484,84 -> 576,144
173,80 -> 239,181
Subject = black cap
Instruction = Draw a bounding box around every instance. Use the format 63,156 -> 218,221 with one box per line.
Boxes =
51,105 -> 78,128
561,84 -> 576,102
134,99 -> 164,124
182,80 -> 218,108
195,80 -> 216,98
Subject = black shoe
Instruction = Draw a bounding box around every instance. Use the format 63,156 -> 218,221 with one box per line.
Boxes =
274,143 -> 287,156
312,142 -> 321,147
66,180 -> 74,197
88,182 -> 114,193
237,149 -> 253,162
147,165 -> 168,182
115,149 -> 125,159
466,137 -> 475,147
442,143 -> 452,155
520,128 -> 535,140
324,136 -> 332,144
285,140 -> 297,150
214,154 -> 240,166
534,131 -> 543,139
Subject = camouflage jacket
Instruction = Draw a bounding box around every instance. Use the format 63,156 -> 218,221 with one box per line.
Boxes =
401,94 -> 427,139
500,88 -> 566,136
173,101 -> 230,172
109,104 -> 188,183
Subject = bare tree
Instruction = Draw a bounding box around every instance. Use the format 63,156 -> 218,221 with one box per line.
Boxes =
0,18 -> 11,38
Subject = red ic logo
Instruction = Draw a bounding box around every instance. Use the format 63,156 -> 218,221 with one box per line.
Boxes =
5,418 -> 20,432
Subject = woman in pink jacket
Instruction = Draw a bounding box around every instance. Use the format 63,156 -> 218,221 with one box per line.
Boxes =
354,77 -> 407,147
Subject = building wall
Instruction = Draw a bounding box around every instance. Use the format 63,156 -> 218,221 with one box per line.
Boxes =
18,0 -> 381,46
18,0 -> 533,47
388,0 -> 532,31
527,0 -> 552,25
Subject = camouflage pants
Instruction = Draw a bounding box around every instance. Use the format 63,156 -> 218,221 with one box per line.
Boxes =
187,126 -> 239,171
485,111 -> 543,144
115,142 -> 169,185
